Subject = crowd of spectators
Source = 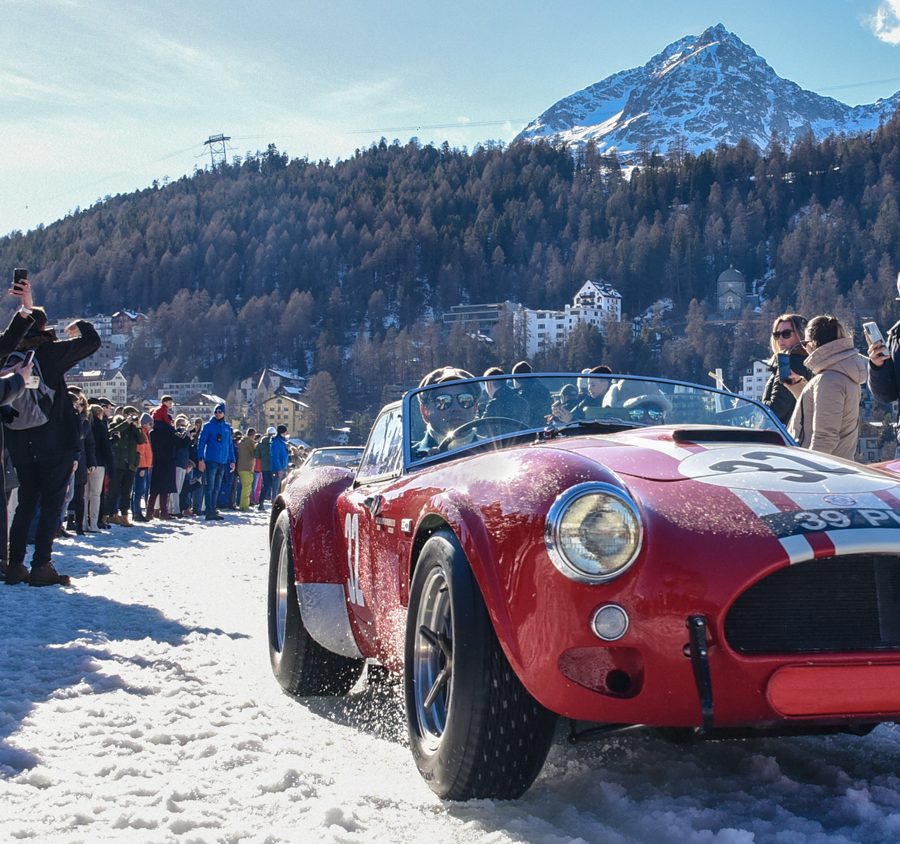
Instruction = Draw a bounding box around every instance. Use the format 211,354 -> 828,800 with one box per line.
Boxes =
3,268 -> 899,587
0,279 -> 307,587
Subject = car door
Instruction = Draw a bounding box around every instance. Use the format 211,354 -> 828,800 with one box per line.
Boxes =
340,405 -> 405,660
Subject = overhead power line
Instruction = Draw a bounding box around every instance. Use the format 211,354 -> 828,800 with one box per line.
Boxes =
817,76 -> 900,93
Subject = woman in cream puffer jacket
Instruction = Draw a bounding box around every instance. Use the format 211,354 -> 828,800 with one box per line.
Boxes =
787,314 -> 867,461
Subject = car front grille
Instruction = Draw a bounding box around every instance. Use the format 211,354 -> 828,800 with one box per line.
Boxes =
724,554 -> 900,655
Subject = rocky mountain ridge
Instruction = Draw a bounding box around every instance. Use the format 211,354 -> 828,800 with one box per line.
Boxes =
516,23 -> 900,159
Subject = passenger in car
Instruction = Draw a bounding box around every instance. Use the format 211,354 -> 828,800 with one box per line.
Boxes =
511,361 -> 553,427
480,367 -> 529,423
553,365 -> 612,422
548,383 -> 580,424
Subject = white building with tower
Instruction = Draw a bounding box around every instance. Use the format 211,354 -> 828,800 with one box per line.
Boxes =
515,280 -> 622,357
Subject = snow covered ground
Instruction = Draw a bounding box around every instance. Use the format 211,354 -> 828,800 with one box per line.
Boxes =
1,512 -> 900,843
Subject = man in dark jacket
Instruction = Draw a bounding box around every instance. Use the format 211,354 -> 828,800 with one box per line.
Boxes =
867,273 -> 900,430
255,426 -> 275,511
5,309 -> 100,586
511,360 -> 553,427
87,397 -> 115,529
0,278 -> 40,573
480,367 -> 529,423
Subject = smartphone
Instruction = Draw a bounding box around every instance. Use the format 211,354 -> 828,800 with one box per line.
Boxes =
777,353 -> 793,382
21,350 -> 39,389
12,268 -> 27,291
863,321 -> 884,346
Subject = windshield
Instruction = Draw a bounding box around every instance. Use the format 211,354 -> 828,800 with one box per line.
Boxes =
305,447 -> 364,470
404,372 -> 784,466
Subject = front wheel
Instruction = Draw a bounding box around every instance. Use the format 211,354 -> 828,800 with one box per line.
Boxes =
404,530 -> 557,800
267,511 -> 364,696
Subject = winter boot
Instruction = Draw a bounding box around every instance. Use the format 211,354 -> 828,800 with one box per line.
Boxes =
29,563 -> 71,587
4,562 -> 29,585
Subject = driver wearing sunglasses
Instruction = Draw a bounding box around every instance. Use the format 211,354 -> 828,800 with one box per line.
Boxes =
414,366 -> 479,456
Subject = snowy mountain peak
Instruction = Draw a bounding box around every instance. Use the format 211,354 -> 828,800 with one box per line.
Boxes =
516,24 -> 900,160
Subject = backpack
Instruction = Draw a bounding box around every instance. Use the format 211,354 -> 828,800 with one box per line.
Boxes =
3,352 -> 55,430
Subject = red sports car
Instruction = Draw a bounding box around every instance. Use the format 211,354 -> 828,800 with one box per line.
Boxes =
266,371 -> 900,800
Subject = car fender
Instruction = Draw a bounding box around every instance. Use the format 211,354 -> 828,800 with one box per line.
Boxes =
406,447 -> 628,677
409,489 -> 518,660
271,467 -> 365,659
274,467 -> 356,585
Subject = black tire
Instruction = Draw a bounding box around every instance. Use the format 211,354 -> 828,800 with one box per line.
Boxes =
267,511 -> 364,696
404,530 -> 557,800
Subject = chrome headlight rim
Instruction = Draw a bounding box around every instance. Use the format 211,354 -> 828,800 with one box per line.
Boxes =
544,482 -> 644,584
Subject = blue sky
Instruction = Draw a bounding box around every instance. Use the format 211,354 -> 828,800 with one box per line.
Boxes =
2,0 -> 899,238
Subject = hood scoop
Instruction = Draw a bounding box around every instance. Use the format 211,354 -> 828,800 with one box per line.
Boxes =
671,428 -> 788,446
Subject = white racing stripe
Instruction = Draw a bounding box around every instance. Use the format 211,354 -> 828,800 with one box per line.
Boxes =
785,491 -> 897,510
827,529 -> 900,557
779,529 -> 900,565
779,534 -> 813,564
730,488 -> 784,517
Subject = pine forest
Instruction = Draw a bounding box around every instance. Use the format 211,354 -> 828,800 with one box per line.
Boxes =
2,114 -> 900,431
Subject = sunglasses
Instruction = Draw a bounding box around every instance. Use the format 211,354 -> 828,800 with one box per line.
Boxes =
772,329 -> 796,339
432,392 -> 476,411
629,408 -> 665,422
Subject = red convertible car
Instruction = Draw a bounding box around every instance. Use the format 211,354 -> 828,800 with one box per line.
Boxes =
266,371 -> 900,800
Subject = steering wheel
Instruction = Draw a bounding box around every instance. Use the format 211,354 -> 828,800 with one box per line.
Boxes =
436,416 -> 525,453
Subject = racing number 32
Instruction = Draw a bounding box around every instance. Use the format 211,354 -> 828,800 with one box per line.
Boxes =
344,512 -> 366,606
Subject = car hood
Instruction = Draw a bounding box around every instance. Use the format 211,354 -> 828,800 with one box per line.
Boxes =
542,427 -> 899,496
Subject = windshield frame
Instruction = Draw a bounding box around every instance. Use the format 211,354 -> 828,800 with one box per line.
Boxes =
401,371 -> 790,471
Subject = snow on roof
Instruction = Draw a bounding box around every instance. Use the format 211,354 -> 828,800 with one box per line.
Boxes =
179,392 -> 225,406
267,368 -> 305,381
265,394 -> 309,409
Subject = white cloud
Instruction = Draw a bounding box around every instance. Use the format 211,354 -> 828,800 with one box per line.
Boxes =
325,78 -> 400,109
0,68 -> 78,104
869,0 -> 900,44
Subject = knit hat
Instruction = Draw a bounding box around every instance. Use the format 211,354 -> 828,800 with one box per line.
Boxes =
140,412 -> 153,427
266,426 -> 277,435
276,424 -> 288,436
214,403 -> 226,414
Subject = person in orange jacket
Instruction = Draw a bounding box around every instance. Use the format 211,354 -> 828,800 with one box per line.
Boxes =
132,412 -> 153,521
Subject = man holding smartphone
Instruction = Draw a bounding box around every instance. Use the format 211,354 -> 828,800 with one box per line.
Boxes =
3,270 -> 101,586
0,272 -> 43,581
867,273 -> 900,429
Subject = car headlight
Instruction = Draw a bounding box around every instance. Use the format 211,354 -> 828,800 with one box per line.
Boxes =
545,483 -> 643,583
